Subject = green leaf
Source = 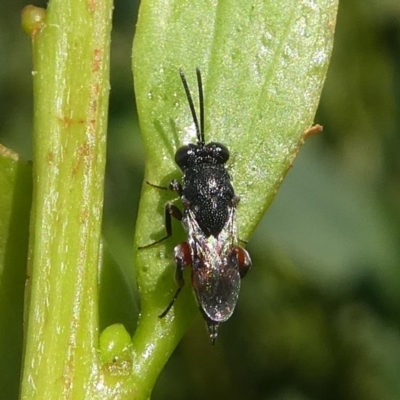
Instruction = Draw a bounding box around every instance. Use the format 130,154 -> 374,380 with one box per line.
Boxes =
132,0 -> 337,396
0,145 -> 32,400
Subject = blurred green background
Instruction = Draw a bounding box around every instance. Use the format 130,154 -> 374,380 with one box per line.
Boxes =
1,1 -> 400,399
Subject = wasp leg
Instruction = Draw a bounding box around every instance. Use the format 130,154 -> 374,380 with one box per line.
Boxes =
145,181 -> 169,190
159,242 -> 192,318
145,179 -> 183,196
138,203 -> 182,249
232,245 -> 252,278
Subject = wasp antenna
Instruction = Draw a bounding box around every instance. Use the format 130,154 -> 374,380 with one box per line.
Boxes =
179,68 -> 203,145
196,67 -> 205,144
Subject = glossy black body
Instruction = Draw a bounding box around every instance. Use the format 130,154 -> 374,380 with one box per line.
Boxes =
139,68 -> 252,344
177,143 -> 235,238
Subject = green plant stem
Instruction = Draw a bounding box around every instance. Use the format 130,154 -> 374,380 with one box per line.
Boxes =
0,146 -> 32,400
20,1 -> 112,398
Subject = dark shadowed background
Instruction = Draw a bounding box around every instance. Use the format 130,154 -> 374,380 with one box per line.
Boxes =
1,1 -> 400,399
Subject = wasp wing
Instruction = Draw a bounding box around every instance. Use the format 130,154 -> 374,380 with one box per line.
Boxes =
192,263 -> 241,322
184,206 -> 241,323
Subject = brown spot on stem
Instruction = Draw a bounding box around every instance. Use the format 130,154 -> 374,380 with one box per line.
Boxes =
303,124 -> 323,139
88,0 -> 97,13
58,115 -> 73,128
46,151 -> 54,163
92,49 -> 102,72
71,142 -> 93,176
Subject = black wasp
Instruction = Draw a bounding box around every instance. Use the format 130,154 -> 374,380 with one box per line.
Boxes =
139,68 -> 252,344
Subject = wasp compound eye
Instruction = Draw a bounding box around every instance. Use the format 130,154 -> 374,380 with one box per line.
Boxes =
175,144 -> 192,168
206,142 -> 230,164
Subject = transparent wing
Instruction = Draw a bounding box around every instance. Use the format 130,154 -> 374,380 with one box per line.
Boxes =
184,205 -> 241,323
192,265 -> 241,322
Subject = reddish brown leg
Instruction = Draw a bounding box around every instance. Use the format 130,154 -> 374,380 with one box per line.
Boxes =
232,245 -> 252,278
